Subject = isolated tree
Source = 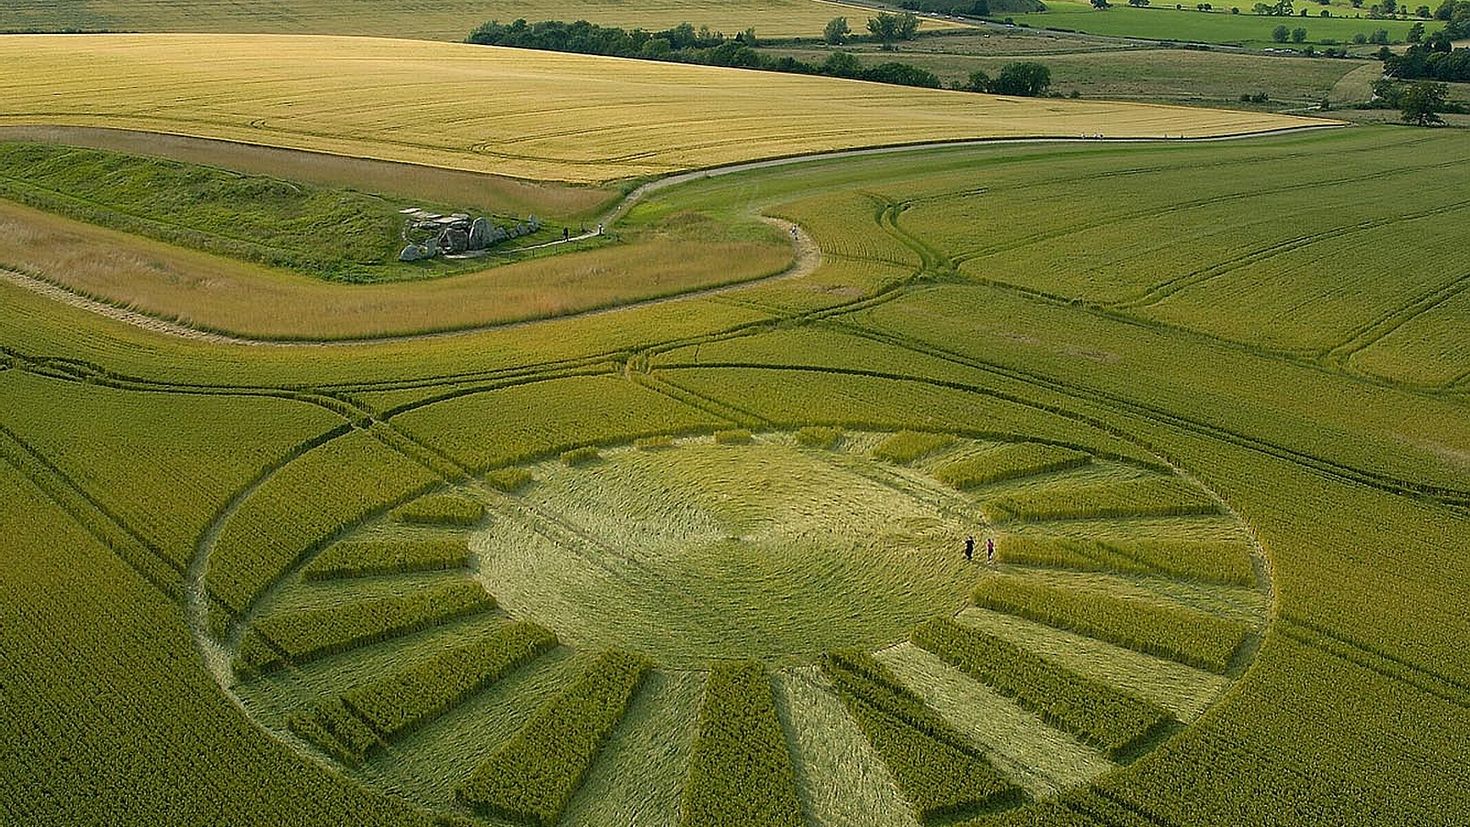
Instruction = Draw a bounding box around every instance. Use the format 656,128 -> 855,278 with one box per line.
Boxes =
1092,0 -> 1113,8
989,61 -> 1052,95
867,13 -> 900,48
824,16 -> 851,44
1400,79 -> 1449,123
1273,23 -> 1292,38
898,11 -> 921,39
1408,20 -> 1426,38
1293,25 -> 1309,39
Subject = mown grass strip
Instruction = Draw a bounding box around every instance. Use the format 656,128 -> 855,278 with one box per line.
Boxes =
234,580 -> 494,677
982,476 -> 1221,523
912,618 -> 1174,761
680,660 -> 804,827
458,650 -> 649,826
971,576 -> 1250,674
873,431 -> 956,464
301,538 -> 470,581
934,443 -> 1091,490
820,650 -> 1024,821
392,493 -> 485,526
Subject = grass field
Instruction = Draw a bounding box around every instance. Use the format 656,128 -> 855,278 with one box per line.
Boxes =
0,34 -> 1320,182
0,0 -> 964,39
0,37 -> 1466,827
1010,0 -> 1443,47
764,43 -> 1369,105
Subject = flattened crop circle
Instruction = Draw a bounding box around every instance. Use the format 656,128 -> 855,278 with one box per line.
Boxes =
220,427 -> 1272,818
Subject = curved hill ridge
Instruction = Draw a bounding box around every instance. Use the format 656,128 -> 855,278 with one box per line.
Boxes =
0,33 -> 1326,182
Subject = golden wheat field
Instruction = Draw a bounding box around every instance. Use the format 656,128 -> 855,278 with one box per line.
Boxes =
0,0 -> 963,40
0,35 -> 1322,182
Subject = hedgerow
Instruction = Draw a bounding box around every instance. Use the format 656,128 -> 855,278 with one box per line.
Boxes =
300,538 -> 470,581
982,476 -> 1221,523
820,650 -> 1023,820
933,443 -> 1091,490
872,430 -> 955,464
972,576 -> 1251,673
234,580 -> 495,676
911,618 -> 1174,759
680,661 -> 804,827
392,492 -> 486,526
458,650 -> 649,825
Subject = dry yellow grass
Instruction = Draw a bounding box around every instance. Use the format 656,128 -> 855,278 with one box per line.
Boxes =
0,34 -> 1324,183
0,200 -> 789,340
0,0 -> 964,40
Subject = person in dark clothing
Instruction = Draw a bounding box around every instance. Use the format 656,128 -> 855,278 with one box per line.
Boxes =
965,536 -> 975,561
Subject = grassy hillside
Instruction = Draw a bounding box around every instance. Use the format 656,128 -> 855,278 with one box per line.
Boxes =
0,0 -> 965,39
0,34 -> 1319,182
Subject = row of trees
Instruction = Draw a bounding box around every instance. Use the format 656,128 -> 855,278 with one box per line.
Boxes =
467,18 -> 1062,96
467,18 -> 947,88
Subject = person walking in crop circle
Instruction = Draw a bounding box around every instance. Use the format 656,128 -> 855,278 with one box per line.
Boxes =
965,536 -> 975,562
987,537 -> 995,564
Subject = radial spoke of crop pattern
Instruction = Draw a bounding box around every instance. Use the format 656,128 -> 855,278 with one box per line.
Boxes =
911,618 -> 1177,762
819,649 -> 1026,821
202,426 -> 1272,824
873,643 -> 1114,798
457,650 -> 650,826
234,580 -> 497,678
971,576 -> 1253,674
301,538 -> 472,582
680,660 -> 805,827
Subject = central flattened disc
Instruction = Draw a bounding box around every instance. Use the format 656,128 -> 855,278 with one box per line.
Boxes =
470,437 -> 979,668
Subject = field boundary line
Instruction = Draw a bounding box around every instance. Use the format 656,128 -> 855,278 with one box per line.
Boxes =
0,125 -> 1344,346
0,422 -> 184,597
658,356 -> 1470,508
824,324 -> 1470,504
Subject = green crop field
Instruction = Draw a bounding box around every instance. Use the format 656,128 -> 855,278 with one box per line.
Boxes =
0,0 -> 965,39
1009,0 -> 1443,48
1,9 -> 1467,827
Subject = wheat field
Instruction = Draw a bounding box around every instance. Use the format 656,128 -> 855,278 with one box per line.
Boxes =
0,34 -> 1322,182
0,0 -> 963,40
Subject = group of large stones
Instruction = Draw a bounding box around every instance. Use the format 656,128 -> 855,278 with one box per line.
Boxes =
398,208 -> 544,261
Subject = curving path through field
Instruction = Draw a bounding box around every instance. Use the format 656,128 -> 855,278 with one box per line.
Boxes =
1,123 -> 1342,346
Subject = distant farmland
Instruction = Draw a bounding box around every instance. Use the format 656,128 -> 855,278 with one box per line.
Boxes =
0,0 -> 967,40
0,34 -> 1322,182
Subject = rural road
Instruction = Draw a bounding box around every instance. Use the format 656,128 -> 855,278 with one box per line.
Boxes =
3,122 -> 1343,347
